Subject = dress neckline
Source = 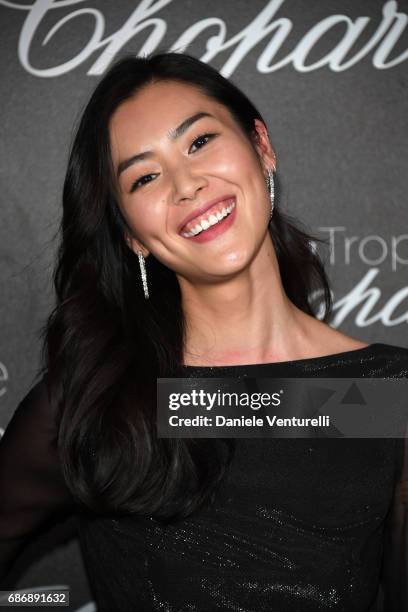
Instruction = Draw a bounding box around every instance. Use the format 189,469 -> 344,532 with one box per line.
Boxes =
181,343 -> 382,370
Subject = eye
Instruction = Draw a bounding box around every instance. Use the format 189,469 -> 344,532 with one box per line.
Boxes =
128,133 -> 217,193
189,133 -> 217,153
129,173 -> 158,193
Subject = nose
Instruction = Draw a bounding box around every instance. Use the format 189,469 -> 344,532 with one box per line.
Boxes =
171,160 -> 207,204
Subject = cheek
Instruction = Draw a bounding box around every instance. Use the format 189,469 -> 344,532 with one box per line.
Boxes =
125,198 -> 165,239
213,141 -> 260,183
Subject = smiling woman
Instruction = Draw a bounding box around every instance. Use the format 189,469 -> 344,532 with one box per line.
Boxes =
109,77 -> 282,290
0,52 -> 407,612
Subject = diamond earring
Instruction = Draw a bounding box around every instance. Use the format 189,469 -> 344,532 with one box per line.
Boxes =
137,250 -> 149,300
266,168 -> 275,221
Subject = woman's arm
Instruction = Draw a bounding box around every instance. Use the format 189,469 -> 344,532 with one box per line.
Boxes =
0,375 -> 76,583
379,432 -> 408,610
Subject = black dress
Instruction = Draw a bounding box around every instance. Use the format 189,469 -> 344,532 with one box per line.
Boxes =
0,343 -> 407,611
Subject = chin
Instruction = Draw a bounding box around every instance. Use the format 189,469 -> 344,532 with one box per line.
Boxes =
207,249 -> 252,276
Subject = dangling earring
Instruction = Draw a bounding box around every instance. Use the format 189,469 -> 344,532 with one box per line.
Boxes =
137,250 -> 149,299
266,168 -> 275,221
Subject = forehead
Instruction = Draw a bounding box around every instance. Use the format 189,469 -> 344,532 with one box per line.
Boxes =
109,80 -> 233,156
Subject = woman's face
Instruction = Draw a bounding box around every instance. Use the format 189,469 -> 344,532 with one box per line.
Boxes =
109,79 -> 276,282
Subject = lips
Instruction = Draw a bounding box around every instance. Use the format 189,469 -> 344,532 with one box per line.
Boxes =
178,195 -> 236,234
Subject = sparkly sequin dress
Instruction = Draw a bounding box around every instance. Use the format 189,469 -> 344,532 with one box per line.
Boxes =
0,343 -> 407,611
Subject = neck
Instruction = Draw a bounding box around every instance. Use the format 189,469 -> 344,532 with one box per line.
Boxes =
179,240 -> 313,367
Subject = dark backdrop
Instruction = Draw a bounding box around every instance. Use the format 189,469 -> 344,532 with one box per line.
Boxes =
1,1 -> 407,609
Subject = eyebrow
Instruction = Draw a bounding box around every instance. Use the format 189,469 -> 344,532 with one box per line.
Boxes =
116,111 -> 215,177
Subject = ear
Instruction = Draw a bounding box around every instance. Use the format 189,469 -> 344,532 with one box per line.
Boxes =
252,118 -> 277,177
124,233 -> 150,258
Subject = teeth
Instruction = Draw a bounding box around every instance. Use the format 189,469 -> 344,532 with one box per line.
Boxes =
181,201 -> 236,238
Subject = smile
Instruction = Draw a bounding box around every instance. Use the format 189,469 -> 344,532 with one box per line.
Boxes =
181,199 -> 236,238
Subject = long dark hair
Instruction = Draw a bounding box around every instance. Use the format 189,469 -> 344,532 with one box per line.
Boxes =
38,52 -> 332,523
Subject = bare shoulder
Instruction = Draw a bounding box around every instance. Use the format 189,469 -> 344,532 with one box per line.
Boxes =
285,308 -> 371,361
304,315 -> 369,354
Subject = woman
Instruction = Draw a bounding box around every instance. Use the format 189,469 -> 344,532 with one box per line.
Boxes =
0,52 -> 407,611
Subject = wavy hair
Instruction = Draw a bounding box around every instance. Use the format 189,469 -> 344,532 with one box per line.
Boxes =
38,52 -> 332,523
